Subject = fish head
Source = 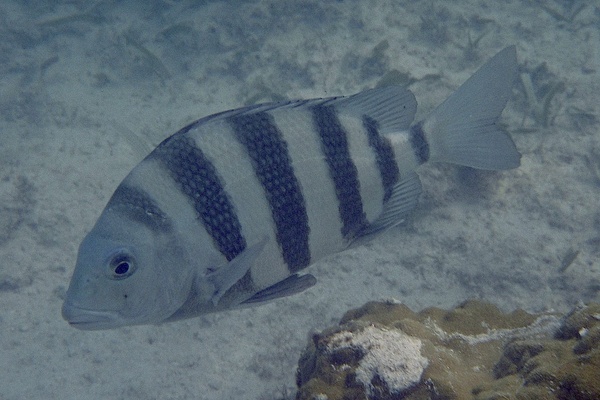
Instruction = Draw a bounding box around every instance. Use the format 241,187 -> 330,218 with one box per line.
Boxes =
62,207 -> 194,330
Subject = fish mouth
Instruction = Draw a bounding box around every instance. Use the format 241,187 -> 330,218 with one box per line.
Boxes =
62,302 -> 122,330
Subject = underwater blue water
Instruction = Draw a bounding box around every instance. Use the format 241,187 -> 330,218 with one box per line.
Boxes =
0,1 -> 598,399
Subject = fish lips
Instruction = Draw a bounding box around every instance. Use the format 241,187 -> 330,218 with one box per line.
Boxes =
61,302 -> 122,330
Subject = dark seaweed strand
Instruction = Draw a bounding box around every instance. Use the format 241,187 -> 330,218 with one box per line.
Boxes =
152,134 -> 246,261
312,104 -> 368,240
362,115 -> 400,202
228,112 -> 311,273
409,121 -> 430,164
108,184 -> 172,232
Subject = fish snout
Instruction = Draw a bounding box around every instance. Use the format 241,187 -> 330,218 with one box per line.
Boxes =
61,301 -> 119,330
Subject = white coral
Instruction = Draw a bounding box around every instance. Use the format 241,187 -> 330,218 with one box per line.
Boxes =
328,326 -> 428,396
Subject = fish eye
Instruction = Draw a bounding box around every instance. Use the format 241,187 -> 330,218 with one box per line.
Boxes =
108,251 -> 136,279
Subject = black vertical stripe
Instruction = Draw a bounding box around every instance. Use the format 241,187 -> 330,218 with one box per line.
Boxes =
409,121 -> 429,164
108,184 -> 172,232
228,112 -> 310,273
152,134 -> 246,261
362,115 -> 400,202
312,105 -> 368,239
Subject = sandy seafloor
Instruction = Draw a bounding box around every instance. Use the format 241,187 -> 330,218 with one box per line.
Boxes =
1,1 -> 599,399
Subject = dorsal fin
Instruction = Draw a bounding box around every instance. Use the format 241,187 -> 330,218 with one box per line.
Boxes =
332,85 -> 417,133
175,86 -> 417,137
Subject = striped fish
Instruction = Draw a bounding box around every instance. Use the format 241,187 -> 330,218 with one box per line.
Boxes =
62,46 -> 520,330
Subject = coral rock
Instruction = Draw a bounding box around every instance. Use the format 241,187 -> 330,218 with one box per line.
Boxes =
296,300 -> 600,400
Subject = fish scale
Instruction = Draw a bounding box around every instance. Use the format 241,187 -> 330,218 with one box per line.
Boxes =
362,115 -> 399,202
229,111 -> 310,272
313,104 -> 368,239
155,134 -> 246,261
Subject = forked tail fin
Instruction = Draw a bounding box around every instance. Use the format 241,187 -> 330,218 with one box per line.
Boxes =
422,46 -> 521,170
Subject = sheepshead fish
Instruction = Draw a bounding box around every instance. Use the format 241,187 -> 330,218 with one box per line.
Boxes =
62,46 -> 520,330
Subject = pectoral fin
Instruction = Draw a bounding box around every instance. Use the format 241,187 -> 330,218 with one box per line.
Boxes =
208,238 -> 267,306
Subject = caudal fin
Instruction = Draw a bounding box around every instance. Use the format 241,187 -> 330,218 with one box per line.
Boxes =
422,46 -> 521,170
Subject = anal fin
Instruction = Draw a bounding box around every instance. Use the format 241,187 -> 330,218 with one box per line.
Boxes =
353,171 -> 422,245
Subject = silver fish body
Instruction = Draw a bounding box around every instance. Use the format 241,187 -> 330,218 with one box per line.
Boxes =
63,46 -> 520,330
